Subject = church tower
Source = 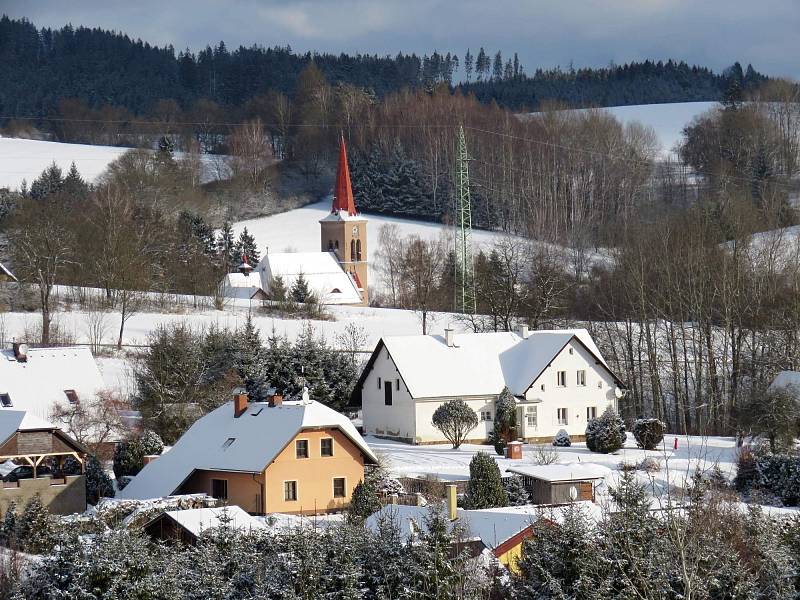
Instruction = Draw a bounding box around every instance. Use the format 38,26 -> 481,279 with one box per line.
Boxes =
320,136 -> 368,305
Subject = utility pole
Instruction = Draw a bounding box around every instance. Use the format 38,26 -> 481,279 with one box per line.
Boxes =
455,125 -> 476,314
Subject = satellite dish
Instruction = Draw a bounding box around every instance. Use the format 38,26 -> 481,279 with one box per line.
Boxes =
569,486 -> 578,502
614,387 -> 625,399
17,343 -> 28,356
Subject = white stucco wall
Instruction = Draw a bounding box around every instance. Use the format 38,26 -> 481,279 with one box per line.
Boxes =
361,348 -> 417,441
414,396 -> 498,444
521,338 -> 617,439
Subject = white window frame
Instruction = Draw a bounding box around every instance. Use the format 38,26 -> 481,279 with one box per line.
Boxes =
577,370 -> 586,386
557,408 -> 569,426
284,480 -> 298,501
557,371 -> 567,387
587,406 -> 597,421
332,476 -> 347,499
526,406 -> 538,430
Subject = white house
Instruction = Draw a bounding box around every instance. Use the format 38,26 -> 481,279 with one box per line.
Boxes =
0,344 -> 106,424
358,327 -> 625,444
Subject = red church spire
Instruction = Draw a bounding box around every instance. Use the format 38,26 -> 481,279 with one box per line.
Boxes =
332,135 -> 357,216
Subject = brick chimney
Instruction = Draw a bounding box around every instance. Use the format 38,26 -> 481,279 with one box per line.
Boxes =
268,393 -> 283,408
233,392 -> 249,417
143,454 -> 159,465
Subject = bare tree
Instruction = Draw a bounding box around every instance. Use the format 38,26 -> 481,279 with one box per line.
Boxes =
50,390 -> 128,456
375,224 -> 405,306
400,234 -> 447,334
227,118 -> 273,191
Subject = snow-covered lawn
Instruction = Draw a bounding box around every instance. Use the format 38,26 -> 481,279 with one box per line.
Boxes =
369,433 -> 742,498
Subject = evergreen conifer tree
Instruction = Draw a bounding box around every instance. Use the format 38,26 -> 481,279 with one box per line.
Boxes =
233,227 -> 260,264
62,162 -> 89,200
291,272 -> 312,303
463,452 -> 508,508
217,221 -> 236,273
29,162 -> 64,200
504,475 -> 530,506
16,494 -> 56,553
492,386 -> 516,455
85,455 -> 115,505
347,479 -> 381,522
269,274 -> 287,301
586,407 -> 626,453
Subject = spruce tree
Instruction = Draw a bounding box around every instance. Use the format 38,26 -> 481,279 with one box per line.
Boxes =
217,221 -> 236,273
0,501 -> 17,546
29,162 -> 64,200
269,274 -> 287,302
503,475 -> 530,506
291,272 -> 312,303
347,479 -> 381,522
234,227 -> 260,264
492,386 -> 516,455
463,452 -> 507,508
62,162 -> 89,200
16,494 -> 56,554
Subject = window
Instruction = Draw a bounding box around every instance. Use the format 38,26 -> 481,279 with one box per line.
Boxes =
384,384 -> 393,406
557,408 -> 569,426
526,406 -> 538,429
540,384 -> 545,391
211,479 -> 228,500
321,438 -> 334,457
350,239 -> 356,261
480,410 -> 493,421
557,371 -> 567,387
333,477 -> 346,498
356,239 -> 362,261
378,377 -> 382,389
295,440 -> 309,459
396,379 -> 400,391
64,389 -> 79,404
587,406 -> 597,421
577,370 -> 586,386
335,240 -> 339,250
222,437 -> 236,449
569,347 -> 574,355
1,393 -> 13,407
284,480 -> 298,501
328,240 -> 334,250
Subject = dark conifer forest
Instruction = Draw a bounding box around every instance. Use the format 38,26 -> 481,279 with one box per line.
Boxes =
0,14 -> 767,125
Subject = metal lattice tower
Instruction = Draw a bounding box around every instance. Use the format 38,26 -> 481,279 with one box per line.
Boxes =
455,125 -> 476,314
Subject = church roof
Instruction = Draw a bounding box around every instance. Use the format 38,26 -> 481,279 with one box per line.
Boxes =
330,135 -> 357,218
259,252 -> 362,305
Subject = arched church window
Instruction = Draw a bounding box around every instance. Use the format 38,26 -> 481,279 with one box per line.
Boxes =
356,239 -> 362,261
350,239 -> 356,262
335,240 -> 339,250
328,240 -> 333,250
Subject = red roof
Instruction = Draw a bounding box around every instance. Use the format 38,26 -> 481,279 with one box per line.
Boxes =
332,136 -> 358,216
351,271 -> 363,289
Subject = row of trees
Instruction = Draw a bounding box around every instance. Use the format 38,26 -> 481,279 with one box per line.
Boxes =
2,471 -> 798,599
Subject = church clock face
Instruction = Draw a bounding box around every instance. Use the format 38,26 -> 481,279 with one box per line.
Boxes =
352,226 -> 359,238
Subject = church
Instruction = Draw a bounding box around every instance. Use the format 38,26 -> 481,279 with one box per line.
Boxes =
221,137 -> 368,306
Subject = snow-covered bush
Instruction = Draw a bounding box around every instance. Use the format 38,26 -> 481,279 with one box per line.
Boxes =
552,429 -> 571,447
636,457 -> 661,473
85,455 -> 115,505
736,452 -> 800,506
113,430 -> 164,482
585,407 -> 626,454
633,418 -> 666,450
431,398 -> 479,449
491,387 -> 516,455
347,479 -> 381,521
503,476 -> 530,506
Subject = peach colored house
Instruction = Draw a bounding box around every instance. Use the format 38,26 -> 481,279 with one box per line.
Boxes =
118,393 -> 377,515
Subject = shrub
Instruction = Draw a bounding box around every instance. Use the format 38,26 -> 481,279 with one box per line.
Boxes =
503,475 -> 530,506
632,418 -> 666,450
431,399 -> 479,449
463,452 -> 507,509
86,455 -> 115,505
636,457 -> 661,473
736,452 -> 800,506
113,430 -> 164,480
552,429 -> 571,447
530,444 -> 560,465
347,479 -> 381,522
585,407 -> 626,454
491,387 -> 517,456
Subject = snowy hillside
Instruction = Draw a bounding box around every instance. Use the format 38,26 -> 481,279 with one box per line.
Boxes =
0,137 -> 130,190
0,136 -> 228,191
527,101 -> 717,158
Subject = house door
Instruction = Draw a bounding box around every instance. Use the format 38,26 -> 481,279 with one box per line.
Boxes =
384,384 -> 393,406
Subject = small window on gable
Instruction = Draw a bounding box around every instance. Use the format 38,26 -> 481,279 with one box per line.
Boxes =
328,240 -> 334,250
557,371 -> 567,387
222,437 -> 236,449
331,288 -> 342,294
296,439 -> 309,459
378,377 -> 382,389
569,347 -> 574,355
0,394 -> 11,407
64,389 -> 79,404
321,438 -> 333,457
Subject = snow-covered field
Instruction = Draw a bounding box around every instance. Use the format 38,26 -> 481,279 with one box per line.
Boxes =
370,433 -> 745,498
0,137 -> 130,189
0,136 -> 228,190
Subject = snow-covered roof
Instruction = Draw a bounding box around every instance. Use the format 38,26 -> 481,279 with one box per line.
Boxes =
119,399 -> 377,501
768,371 -> 800,395
0,409 -> 58,447
0,262 -> 16,281
319,210 -> 366,223
365,504 -> 534,550
220,272 -> 265,300
0,346 -> 106,423
258,251 -> 362,305
505,463 -> 612,482
369,329 -> 615,399
161,506 -> 266,537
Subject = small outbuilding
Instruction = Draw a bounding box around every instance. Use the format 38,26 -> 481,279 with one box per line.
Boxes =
143,506 -> 265,544
505,463 -> 610,505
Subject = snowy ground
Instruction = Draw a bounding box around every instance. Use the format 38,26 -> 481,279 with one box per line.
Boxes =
0,136 -> 228,191
369,433 -> 748,499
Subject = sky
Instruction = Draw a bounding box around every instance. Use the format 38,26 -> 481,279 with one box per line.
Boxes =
2,0 -> 799,79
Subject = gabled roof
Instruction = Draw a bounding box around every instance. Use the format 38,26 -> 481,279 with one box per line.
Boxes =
119,399 -> 377,501
0,410 -> 57,447
157,506 -> 266,538
220,272 -> 265,300
365,504 -> 535,551
0,346 -> 106,423
0,262 -> 16,282
359,329 -> 621,399
258,251 -> 362,305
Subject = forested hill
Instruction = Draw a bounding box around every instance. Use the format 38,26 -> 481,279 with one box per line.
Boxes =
0,15 -> 768,121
